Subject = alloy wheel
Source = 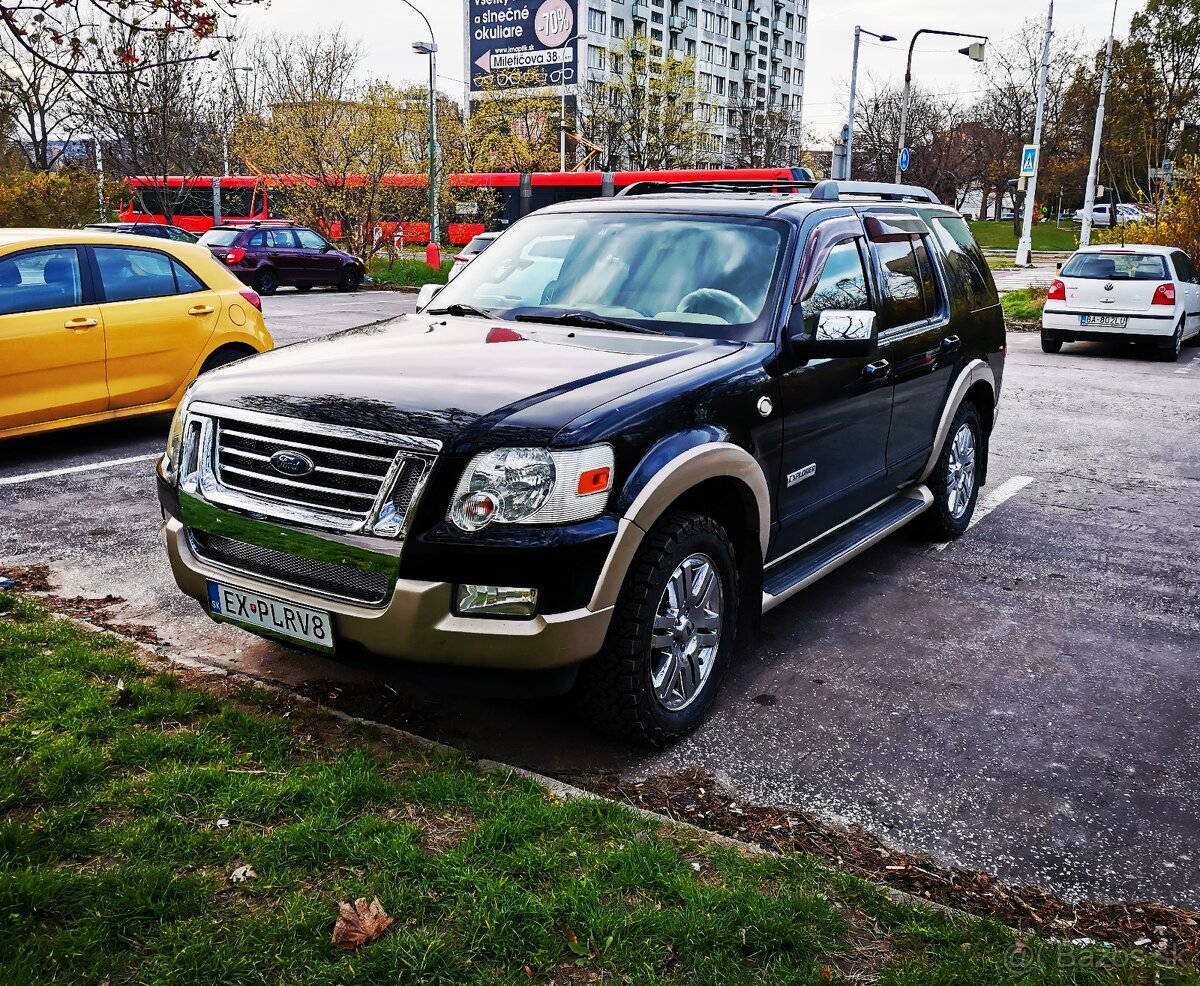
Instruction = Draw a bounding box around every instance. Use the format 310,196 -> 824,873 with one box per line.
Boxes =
946,422 -> 977,521
649,553 -> 723,712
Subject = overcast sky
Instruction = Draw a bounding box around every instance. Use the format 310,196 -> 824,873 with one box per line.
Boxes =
233,0 -> 1139,145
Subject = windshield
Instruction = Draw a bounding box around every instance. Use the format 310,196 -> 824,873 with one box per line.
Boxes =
429,211 -> 787,340
1062,252 -> 1169,280
200,229 -> 241,247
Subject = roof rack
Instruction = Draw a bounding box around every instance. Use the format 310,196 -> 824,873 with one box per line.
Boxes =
809,179 -> 941,204
615,177 -> 941,205
616,179 -> 818,197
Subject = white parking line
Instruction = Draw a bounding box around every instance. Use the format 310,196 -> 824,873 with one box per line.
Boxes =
1175,356 -> 1200,375
933,475 -> 1035,551
0,453 -> 161,487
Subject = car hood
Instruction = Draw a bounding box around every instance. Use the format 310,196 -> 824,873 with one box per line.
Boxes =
191,313 -> 743,452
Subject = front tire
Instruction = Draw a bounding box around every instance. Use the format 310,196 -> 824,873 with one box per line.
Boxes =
1040,334 -> 1062,354
921,401 -> 984,541
338,266 -> 362,292
577,510 -> 738,747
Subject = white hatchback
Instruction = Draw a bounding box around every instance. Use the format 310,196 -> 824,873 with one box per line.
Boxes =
1041,245 -> 1200,361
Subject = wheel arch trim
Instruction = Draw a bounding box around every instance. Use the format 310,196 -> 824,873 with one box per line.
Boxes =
918,359 -> 996,486
589,441 -> 770,612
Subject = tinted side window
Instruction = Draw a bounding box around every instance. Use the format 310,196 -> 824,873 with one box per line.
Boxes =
172,260 -> 206,294
800,240 -> 869,335
931,216 -> 993,308
295,229 -> 327,250
913,237 -> 942,317
874,239 -> 924,328
0,248 -> 83,316
246,231 -> 266,248
1172,251 -> 1199,284
95,247 -> 178,302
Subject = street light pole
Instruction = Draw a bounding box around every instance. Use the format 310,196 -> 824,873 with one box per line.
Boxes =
895,28 -> 988,184
560,31 -> 588,172
845,26 -> 896,180
1016,0 -> 1053,267
403,0 -> 439,247
1080,0 -> 1118,248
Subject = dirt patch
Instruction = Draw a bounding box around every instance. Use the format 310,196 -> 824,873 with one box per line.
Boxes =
385,803 -> 474,854
591,768 -> 1200,963
44,594 -> 166,646
0,563 -> 54,593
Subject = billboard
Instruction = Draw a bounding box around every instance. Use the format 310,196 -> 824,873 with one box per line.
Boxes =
468,0 -> 579,93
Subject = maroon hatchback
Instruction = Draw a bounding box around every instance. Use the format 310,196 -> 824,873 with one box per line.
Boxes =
199,222 -> 367,296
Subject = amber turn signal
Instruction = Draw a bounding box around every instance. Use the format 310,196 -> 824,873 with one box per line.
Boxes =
577,467 -> 611,496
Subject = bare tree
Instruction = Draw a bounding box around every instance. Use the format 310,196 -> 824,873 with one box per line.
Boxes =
0,28 -> 83,169
724,93 -> 805,168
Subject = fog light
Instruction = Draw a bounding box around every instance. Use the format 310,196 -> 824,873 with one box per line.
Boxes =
456,584 -> 539,618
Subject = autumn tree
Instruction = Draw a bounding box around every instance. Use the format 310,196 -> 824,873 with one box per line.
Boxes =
578,36 -> 704,170
467,70 -> 561,172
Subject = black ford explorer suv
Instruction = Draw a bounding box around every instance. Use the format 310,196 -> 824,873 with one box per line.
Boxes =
158,179 -> 1005,745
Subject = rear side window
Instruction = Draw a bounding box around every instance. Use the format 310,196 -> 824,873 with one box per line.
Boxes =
930,216 -> 994,308
172,260 -> 206,294
266,229 -> 298,248
1171,252 -> 1199,284
200,229 -> 241,247
95,246 -> 185,302
875,237 -> 942,328
800,240 -> 869,336
0,248 -> 83,316
1062,252 -> 1169,280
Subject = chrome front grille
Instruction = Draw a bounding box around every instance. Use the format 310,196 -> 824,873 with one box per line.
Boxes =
188,530 -> 392,604
216,417 -> 400,520
180,402 -> 440,538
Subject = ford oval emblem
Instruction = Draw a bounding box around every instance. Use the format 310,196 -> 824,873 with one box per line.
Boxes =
269,449 -> 315,477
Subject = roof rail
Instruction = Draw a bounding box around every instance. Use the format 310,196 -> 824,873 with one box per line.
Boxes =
616,179 -> 818,197
810,180 -> 941,204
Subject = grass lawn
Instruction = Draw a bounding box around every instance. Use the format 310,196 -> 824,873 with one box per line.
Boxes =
969,221 -> 1080,253
369,256 -> 454,288
2,591 -> 1194,985
1002,287 -> 1049,325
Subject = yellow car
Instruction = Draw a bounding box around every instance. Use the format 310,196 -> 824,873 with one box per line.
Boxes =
0,228 -> 273,440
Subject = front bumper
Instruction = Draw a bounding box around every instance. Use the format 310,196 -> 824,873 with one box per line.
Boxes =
162,516 -> 614,669
1042,309 -> 1177,342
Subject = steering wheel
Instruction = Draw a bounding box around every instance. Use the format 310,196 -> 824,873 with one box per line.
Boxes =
676,288 -> 754,323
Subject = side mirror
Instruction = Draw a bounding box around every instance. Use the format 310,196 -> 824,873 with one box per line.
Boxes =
320,244 -> 332,253
790,310 -> 878,359
416,283 -> 442,310
1056,261 -> 1063,272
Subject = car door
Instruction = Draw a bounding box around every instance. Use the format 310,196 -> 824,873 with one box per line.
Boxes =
89,244 -> 222,409
1171,251 -> 1200,336
773,216 -> 894,557
294,227 -> 342,285
0,246 -> 107,431
264,228 -> 304,285
861,212 -> 959,479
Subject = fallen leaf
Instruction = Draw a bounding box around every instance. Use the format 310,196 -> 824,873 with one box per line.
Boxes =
229,865 -> 257,884
331,896 -> 394,949
819,965 -> 834,982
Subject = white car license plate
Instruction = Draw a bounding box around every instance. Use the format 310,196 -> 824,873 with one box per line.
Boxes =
1081,314 -> 1127,328
206,581 -> 333,651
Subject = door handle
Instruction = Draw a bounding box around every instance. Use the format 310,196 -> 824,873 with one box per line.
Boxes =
188,305 -> 215,316
64,317 -> 98,331
863,359 -> 890,378
940,335 -> 961,353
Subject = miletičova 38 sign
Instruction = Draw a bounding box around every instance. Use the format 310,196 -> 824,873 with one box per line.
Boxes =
468,0 -> 579,91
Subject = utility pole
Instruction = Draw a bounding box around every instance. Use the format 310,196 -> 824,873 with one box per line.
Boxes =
1016,0 -> 1053,267
844,26 -> 897,180
1080,0 -> 1118,248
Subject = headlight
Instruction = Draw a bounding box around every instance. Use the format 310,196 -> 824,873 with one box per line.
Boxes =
161,389 -> 193,485
449,445 -> 615,532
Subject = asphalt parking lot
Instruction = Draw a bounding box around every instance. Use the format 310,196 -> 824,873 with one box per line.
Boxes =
3,289 -> 1199,909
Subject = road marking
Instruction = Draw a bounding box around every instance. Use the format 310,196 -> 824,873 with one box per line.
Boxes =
1175,356 -> 1200,374
933,475 -> 1035,551
0,453 -> 161,487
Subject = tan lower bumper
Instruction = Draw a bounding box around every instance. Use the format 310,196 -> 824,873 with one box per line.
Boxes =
163,518 -> 614,670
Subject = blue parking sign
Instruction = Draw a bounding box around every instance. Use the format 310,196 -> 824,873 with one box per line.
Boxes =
898,147 -> 911,173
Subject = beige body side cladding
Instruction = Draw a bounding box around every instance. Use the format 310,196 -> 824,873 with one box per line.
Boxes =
164,518 -> 613,670
588,442 -> 771,612
918,359 -> 997,485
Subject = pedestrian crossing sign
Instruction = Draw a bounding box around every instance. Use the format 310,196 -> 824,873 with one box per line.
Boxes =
1020,144 -> 1039,178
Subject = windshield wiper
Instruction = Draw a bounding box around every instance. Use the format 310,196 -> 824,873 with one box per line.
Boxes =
511,310 -> 661,335
426,303 -> 496,319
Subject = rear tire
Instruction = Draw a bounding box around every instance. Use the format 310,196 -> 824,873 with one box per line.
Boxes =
253,268 -> 279,296
337,267 -> 362,292
576,510 -> 738,747
1040,334 -> 1062,354
1158,319 -> 1183,362
920,401 -> 984,542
